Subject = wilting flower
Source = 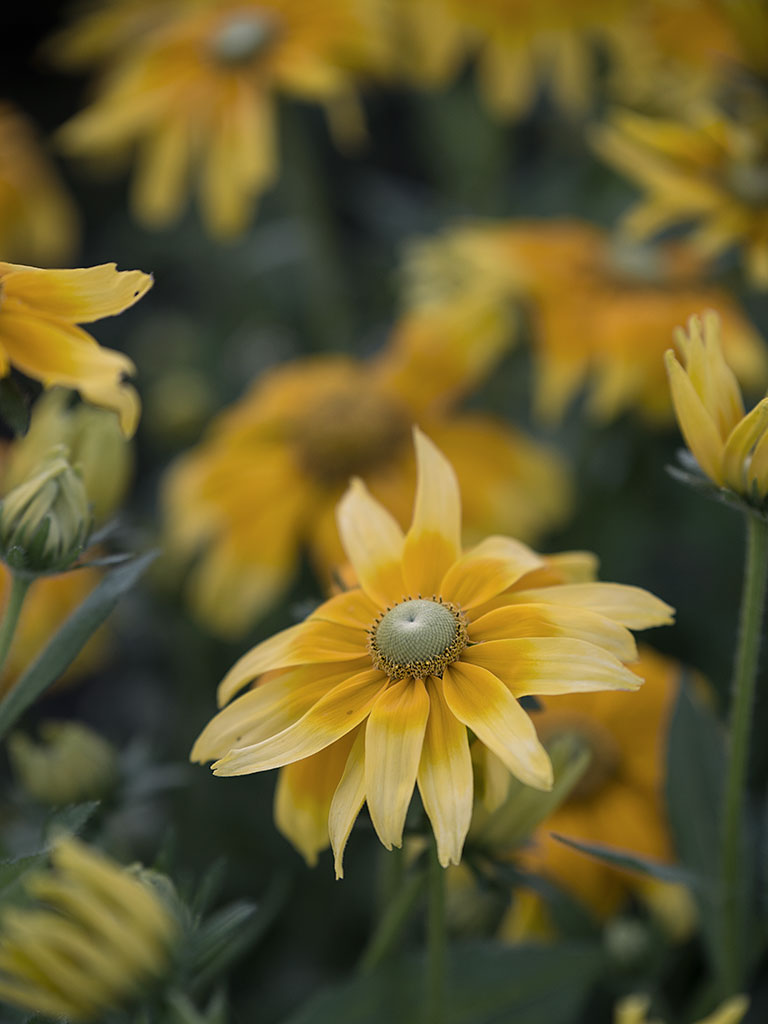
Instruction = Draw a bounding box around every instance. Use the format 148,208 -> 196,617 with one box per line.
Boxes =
8,720 -> 118,805
56,0 -> 388,237
666,311 -> 768,503
615,993 -> 748,1024
0,262 -> 152,435
0,102 -> 78,265
0,837 -> 177,1021
592,101 -> 768,288
404,219 -> 768,423
164,307 -> 571,636
192,429 -> 672,875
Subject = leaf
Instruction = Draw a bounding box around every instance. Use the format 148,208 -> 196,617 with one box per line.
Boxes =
551,835 -> 700,889
0,552 -> 156,742
282,941 -> 603,1024
46,801 -> 101,838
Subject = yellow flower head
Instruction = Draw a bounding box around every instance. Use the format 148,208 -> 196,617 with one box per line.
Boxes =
0,837 -> 177,1021
192,429 -> 673,876
615,993 -> 748,1024
56,0 -> 388,237
8,720 -> 118,806
0,262 -> 152,436
666,311 -> 768,501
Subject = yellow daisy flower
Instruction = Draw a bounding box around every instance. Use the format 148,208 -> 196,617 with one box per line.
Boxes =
0,262 -> 151,436
592,102 -> 768,288
0,837 -> 177,1021
192,429 -> 673,875
666,311 -> 768,501
404,219 -> 768,423
0,102 -> 78,266
56,0 -> 387,238
164,306 -> 571,636
615,993 -> 748,1024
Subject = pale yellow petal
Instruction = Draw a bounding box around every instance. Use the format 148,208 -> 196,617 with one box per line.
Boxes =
665,349 -> 726,484
0,263 -> 152,323
722,398 -> 768,492
336,478 -> 405,608
503,583 -> 674,629
440,536 -> 543,610
329,729 -> 367,879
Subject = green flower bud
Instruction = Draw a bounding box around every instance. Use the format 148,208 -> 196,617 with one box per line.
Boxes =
0,448 -> 92,574
8,720 -> 118,805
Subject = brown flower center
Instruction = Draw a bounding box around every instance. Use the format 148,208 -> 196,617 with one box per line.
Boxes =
537,712 -> 621,802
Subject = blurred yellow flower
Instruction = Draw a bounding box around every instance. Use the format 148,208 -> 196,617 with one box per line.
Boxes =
0,837 -> 177,1021
666,311 -> 768,500
164,306 -> 571,636
8,720 -> 118,805
0,102 -> 78,266
0,262 -> 151,436
404,219 -> 768,423
616,993 -> 748,1024
192,429 -> 673,875
592,102 -> 768,288
56,0 -> 388,238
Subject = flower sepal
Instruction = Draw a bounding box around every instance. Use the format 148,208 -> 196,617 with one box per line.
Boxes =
667,448 -> 768,521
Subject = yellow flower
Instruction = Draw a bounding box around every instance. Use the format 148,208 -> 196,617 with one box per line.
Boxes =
615,993 -> 748,1024
0,837 -> 177,1021
0,102 -> 78,266
592,102 -> 768,288
0,262 -> 151,436
8,720 -> 118,805
404,219 -> 768,423
56,0 -> 388,238
164,306 -> 571,636
192,429 -> 673,875
666,311 -> 768,500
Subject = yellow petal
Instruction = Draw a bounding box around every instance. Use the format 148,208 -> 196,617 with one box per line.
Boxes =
665,349 -> 726,484
336,478 -> 405,608
329,729 -> 367,879
504,583 -> 674,629
0,263 -> 153,323
417,677 -> 473,867
461,637 -> 642,696
748,427 -> 768,496
131,117 -> 192,228
402,428 -> 461,596
440,536 -> 543,610
442,661 -> 552,790
309,589 -> 379,631
697,995 -> 749,1024
364,677 -> 430,850
722,398 -> 768,493
213,669 -> 387,775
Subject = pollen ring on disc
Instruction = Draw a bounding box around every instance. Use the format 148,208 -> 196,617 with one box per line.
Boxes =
367,597 -> 468,681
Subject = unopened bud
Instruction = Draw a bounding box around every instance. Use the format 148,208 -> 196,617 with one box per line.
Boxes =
8,720 -> 118,805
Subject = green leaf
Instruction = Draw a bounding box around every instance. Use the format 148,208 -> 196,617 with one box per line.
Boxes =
46,801 -> 101,839
282,941 -> 603,1024
551,835 -> 700,888
0,552 -> 156,742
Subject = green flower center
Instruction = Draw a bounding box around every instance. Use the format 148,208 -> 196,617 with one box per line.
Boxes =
210,11 -> 277,65
368,598 -> 468,681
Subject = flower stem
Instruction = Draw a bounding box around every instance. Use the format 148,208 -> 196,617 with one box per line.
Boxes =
0,574 -> 30,679
720,511 -> 768,993
423,838 -> 446,1024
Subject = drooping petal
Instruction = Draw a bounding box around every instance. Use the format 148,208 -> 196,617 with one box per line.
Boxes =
440,536 -> 543,610
461,637 -> 642,696
365,678 -> 430,850
442,662 -> 552,790
417,677 -> 473,867
501,583 -> 674,630
336,478 -> 405,608
402,428 -> 461,596
212,669 -> 387,775
0,263 -> 153,323
329,729 -> 367,879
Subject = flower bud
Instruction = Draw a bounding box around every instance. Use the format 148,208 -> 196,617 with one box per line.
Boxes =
8,721 -> 118,805
0,448 -> 92,573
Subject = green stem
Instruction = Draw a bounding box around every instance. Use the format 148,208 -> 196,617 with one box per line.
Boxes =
0,574 -> 30,679
720,512 -> 768,993
423,838 -> 446,1024
358,865 -> 424,975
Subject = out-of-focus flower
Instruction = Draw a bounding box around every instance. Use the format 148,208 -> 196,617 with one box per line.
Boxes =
0,102 -> 78,266
56,0 -> 388,238
592,102 -> 768,288
497,646 -> 690,938
8,721 -> 118,805
4,389 -> 133,524
164,306 -> 571,636
615,993 -> 748,1024
0,837 -> 177,1021
192,429 -> 673,875
404,219 -> 768,423
666,311 -> 768,502
0,262 -> 151,435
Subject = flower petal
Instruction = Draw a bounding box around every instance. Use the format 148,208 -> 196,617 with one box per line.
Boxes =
329,729 -> 367,879
442,661 -> 552,790
502,583 -> 674,629
0,263 -> 153,323
336,478 -> 406,608
440,536 -> 543,610
212,669 -> 387,775
309,589 -> 379,632
665,349 -> 725,484
417,677 -> 473,867
402,428 -> 461,596
462,637 -> 643,696
365,678 -> 430,850
723,397 -> 768,492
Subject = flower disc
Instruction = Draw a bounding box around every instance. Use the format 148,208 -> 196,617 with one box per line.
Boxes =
369,598 -> 467,680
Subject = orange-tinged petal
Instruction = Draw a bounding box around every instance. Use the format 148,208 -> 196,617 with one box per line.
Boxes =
212,669 -> 387,775
417,677 -> 473,867
330,729 -> 367,879
365,677 -> 430,850
440,536 -> 543,610
402,428 -> 461,596
0,263 -> 152,323
503,583 -> 674,629
665,349 -> 726,484
336,478 -> 405,608
442,662 -> 552,790
461,638 -> 642,696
